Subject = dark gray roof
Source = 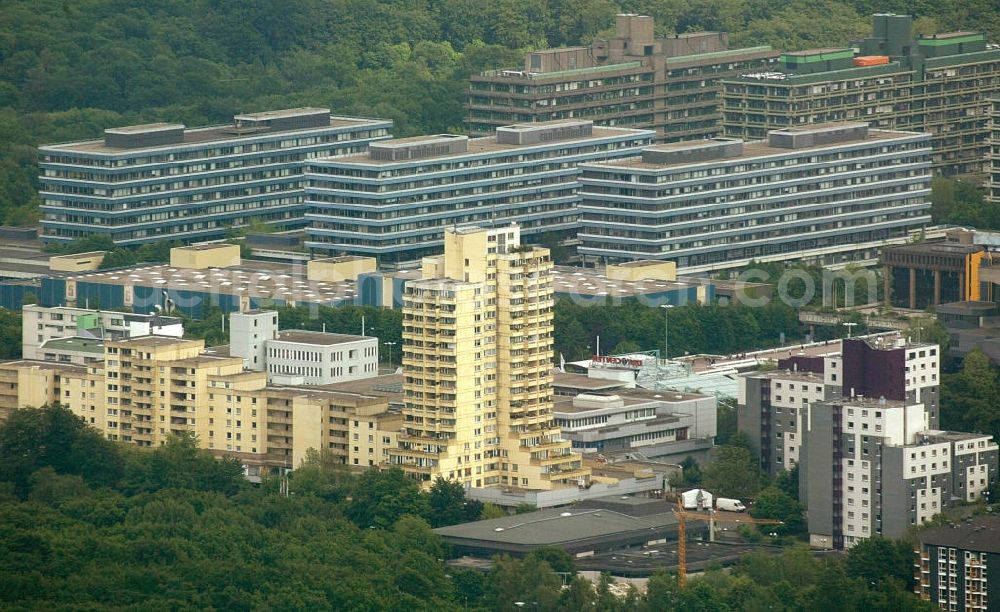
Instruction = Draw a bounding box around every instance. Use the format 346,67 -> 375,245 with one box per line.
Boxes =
433,507 -> 682,547
919,516 -> 1000,553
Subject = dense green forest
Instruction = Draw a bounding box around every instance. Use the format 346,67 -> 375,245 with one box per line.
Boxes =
0,405 -> 935,610
2,0 -> 999,226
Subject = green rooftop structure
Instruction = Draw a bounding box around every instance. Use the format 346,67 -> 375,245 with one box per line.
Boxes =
723,13 -> 1000,176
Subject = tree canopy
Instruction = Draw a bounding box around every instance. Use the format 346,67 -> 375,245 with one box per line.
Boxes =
0,404 -> 941,609
1,0 -> 998,225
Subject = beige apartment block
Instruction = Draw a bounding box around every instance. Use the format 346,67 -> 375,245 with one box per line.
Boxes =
390,224 -> 587,490
0,333 -> 403,478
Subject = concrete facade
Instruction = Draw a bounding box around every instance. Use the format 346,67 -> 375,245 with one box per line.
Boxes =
800,394 -> 997,549
723,14 -> 1000,175
552,389 -> 716,463
303,120 -> 654,264
739,336 -> 943,479
467,14 -> 779,141
990,97 -> 1000,203
915,516 -> 1000,611
577,122 -> 932,273
228,310 -> 378,386
38,108 -> 392,245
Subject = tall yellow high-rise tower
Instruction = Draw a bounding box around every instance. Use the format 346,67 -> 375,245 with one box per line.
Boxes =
391,225 -> 587,489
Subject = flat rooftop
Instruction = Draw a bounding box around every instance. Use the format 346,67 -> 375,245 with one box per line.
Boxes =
920,430 -> 994,442
919,516 -> 1000,553
113,335 -> 198,348
42,115 -> 388,155
884,240 -> 984,256
318,126 -> 650,166
0,359 -> 88,374
593,128 -> 912,170
434,508 -> 682,547
551,372 -> 630,391
275,330 -> 373,346
170,354 -> 243,367
55,259 -> 359,305
551,265 -> 703,298
104,123 -> 184,135
234,107 -> 330,121
784,47 -> 852,56
553,388 -> 707,414
322,374 -> 404,398
744,368 -> 826,382
39,337 -> 105,354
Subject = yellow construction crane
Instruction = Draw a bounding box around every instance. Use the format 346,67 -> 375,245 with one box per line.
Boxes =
672,501 -> 783,587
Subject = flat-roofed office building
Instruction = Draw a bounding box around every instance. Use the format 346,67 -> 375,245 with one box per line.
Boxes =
38,108 -> 392,245
304,120 -> 654,264
577,122 -> 932,273
723,14 -> 1000,176
467,14 -> 778,142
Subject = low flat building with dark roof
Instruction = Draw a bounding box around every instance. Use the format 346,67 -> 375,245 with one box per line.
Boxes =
434,506 -> 698,557
578,122 -> 932,273
915,516 -> 1000,611
38,108 -> 393,245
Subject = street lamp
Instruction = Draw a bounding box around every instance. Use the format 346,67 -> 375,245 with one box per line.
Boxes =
661,304 -> 674,363
843,321 -> 858,339
384,341 -> 397,372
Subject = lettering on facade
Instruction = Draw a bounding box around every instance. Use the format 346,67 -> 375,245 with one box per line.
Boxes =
591,355 -> 644,368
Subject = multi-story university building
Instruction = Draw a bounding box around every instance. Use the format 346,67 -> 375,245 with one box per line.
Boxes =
552,389 -> 717,463
228,310 -> 379,385
738,336 -> 998,550
303,120 -> 653,264
915,515 -> 1000,612
389,224 -> 588,489
0,333 -> 404,477
576,122 -> 932,273
38,108 -> 392,245
466,14 -> 778,141
23,303 -> 183,362
990,97 -> 1000,203
723,13 -> 1000,176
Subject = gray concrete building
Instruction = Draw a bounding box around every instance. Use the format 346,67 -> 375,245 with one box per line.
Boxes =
467,14 -> 779,141
303,120 -> 654,265
990,97 -> 1000,203
915,515 -> 1000,611
801,396 -> 996,550
723,14 -> 1000,176
39,108 -> 392,245
577,122 -> 932,273
738,336 -> 942,478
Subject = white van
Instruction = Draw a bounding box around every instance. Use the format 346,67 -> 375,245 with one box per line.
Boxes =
715,497 -> 747,512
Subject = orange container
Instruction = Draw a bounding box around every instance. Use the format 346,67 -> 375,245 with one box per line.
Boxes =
853,55 -> 890,67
